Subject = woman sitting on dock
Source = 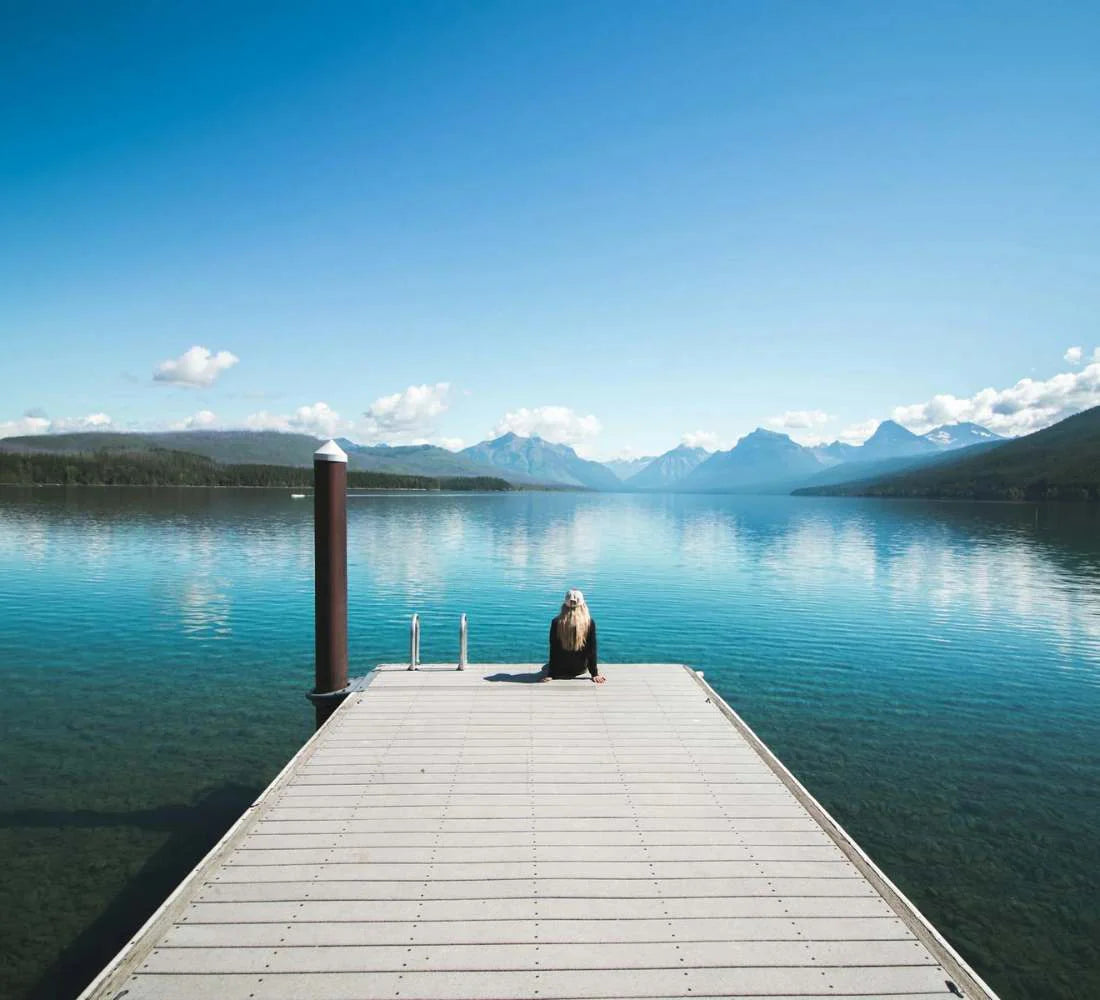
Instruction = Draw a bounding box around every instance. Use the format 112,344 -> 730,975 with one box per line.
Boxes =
543,589 -> 605,683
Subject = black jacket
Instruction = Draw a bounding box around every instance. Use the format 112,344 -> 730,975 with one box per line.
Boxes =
547,618 -> 598,678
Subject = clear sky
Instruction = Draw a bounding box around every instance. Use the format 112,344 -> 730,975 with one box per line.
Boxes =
3,0 -> 1098,458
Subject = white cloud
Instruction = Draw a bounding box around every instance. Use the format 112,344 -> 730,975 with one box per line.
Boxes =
436,437 -> 464,452
154,346 -> 239,387
680,430 -> 720,451
243,410 -> 290,432
0,412 -> 113,439
246,401 -> 351,438
607,446 -> 650,461
292,402 -> 347,438
766,410 -> 832,431
835,419 -> 880,445
1064,346 -> 1083,365
360,383 -> 451,443
0,414 -> 51,438
171,410 -> 218,430
53,412 -> 113,432
493,406 -> 602,449
891,356 -> 1100,437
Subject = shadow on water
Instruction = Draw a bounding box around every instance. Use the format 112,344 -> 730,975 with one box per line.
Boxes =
7,783 -> 259,1000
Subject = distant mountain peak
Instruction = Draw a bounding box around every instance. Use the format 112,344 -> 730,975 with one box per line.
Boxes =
922,422 -> 1003,450
812,420 -> 938,464
734,427 -> 802,450
625,443 -> 710,489
679,425 -> 825,492
866,420 -> 920,441
605,453 -> 659,481
745,427 -> 789,440
460,433 -> 620,490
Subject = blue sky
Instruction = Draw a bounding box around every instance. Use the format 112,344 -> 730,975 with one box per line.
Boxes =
2,0 -> 1098,458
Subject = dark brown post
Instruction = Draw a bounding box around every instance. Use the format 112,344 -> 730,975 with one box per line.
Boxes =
309,439 -> 348,728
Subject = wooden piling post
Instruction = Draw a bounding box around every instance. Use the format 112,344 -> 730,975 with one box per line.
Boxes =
309,439 -> 348,729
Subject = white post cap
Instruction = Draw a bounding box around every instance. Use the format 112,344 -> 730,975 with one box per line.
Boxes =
314,440 -> 348,463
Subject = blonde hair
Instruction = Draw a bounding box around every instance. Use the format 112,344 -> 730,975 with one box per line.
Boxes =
556,589 -> 591,652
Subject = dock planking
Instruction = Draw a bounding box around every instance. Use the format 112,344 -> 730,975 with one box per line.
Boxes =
79,664 -> 999,1000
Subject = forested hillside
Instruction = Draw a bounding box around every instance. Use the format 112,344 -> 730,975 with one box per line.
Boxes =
0,430 -> 324,465
0,448 -> 512,491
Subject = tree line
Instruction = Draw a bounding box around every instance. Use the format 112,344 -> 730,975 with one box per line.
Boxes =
845,480 -> 1098,501
0,448 -> 513,492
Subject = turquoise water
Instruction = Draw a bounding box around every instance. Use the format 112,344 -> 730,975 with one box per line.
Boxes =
1,487 -> 1098,1000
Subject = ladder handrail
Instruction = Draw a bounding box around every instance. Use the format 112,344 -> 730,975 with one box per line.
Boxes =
408,613 -> 420,670
458,613 -> 467,671
408,613 -> 468,670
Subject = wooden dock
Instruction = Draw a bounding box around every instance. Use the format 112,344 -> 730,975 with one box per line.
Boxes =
80,664 -> 999,999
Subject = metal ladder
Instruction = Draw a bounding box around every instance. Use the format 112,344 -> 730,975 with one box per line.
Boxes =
408,613 -> 467,670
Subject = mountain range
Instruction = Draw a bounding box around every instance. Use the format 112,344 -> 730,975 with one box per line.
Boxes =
0,419 -> 1007,493
795,405 -> 1100,501
676,430 -> 821,492
626,445 -> 710,488
334,439 -> 494,479
460,433 -> 623,490
604,455 -> 658,480
621,420 -> 1003,493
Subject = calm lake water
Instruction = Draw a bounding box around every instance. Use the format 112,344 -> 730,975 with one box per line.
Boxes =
1,487 -> 1098,1000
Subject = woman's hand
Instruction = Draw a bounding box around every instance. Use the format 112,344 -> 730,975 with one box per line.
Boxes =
592,674 -> 606,684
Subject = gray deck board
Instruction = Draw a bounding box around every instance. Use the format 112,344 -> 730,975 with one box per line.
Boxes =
233,843 -> 844,861
80,664 -> 998,1000
245,829 -> 835,846
184,894 -> 897,919
100,967 -> 956,1000
194,876 -> 879,900
143,938 -> 933,972
254,815 -> 823,832
164,915 -> 913,948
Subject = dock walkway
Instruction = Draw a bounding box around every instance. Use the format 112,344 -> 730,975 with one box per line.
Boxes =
81,664 -> 998,999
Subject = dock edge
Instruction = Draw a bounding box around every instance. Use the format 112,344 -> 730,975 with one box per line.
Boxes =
684,664 -> 1001,1000
74,692 -> 364,1000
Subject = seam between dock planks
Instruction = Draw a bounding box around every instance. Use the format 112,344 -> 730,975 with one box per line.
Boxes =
684,666 -> 999,1000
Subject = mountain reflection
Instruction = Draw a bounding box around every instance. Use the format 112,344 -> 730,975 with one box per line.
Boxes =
0,487 -> 1096,668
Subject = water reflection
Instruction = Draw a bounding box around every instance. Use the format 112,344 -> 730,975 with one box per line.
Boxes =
2,490 -> 1098,669
176,580 -> 232,639
2,488 -> 1100,1000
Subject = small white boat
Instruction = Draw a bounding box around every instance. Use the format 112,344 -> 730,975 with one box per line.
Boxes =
291,493 -> 307,499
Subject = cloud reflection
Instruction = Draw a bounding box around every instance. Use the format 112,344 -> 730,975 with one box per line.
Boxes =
177,579 -> 232,639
